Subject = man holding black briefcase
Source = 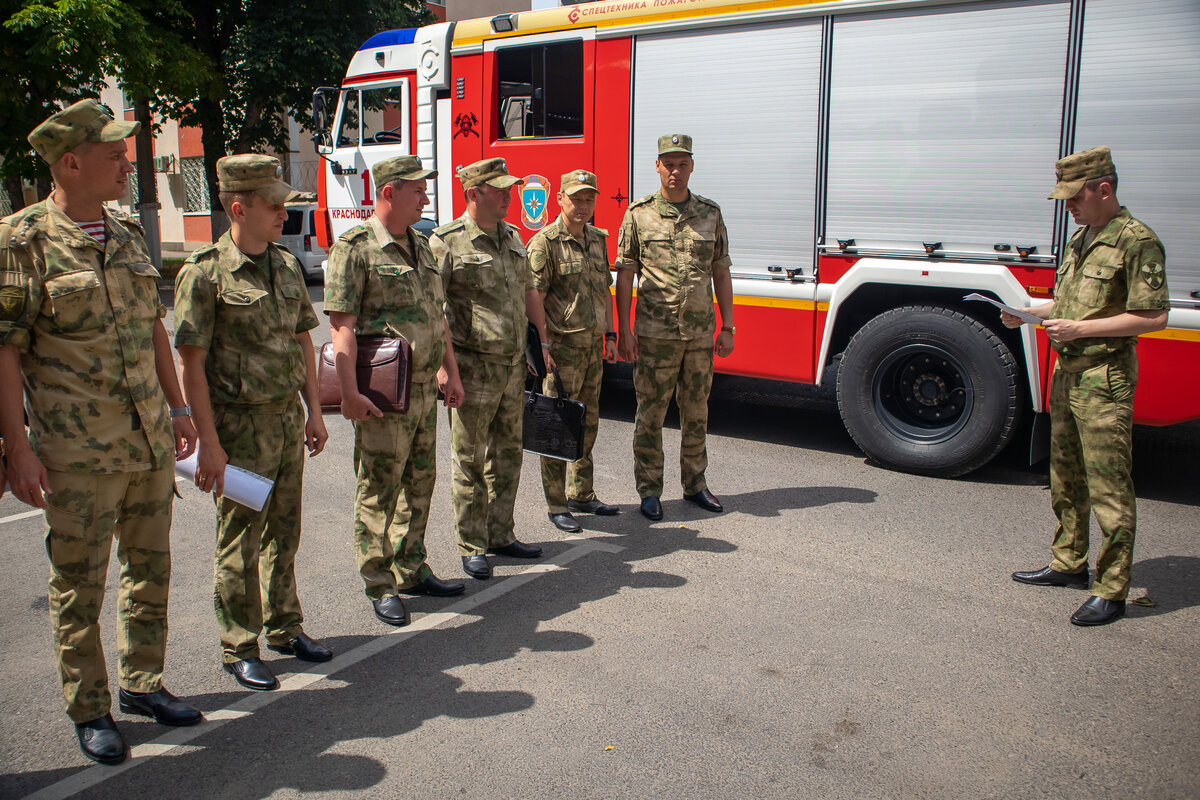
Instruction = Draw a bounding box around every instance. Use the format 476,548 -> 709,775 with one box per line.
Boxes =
325,155 -> 466,626
176,154 -> 332,691
431,158 -> 547,580
526,169 -> 619,534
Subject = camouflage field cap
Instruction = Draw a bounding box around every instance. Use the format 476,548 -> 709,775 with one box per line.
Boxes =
374,155 -> 437,186
1049,146 -> 1117,199
561,169 -> 598,196
657,134 -> 693,156
217,154 -> 310,204
28,99 -> 139,165
457,157 -> 523,189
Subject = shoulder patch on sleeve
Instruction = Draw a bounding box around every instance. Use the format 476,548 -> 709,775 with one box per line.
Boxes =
1140,261 -> 1166,290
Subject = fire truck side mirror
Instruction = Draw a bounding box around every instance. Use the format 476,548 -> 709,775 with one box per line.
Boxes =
312,87 -> 337,136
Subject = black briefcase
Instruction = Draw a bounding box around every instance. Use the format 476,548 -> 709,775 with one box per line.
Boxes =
523,367 -> 586,462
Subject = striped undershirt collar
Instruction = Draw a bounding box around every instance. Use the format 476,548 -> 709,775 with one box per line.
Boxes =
78,220 -> 106,245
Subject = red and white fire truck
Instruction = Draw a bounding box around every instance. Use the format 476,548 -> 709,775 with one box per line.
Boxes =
311,0 -> 1200,476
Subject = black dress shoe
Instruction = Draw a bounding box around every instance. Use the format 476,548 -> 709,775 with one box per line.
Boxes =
403,574 -> 466,597
489,540 -> 543,558
684,488 -> 724,513
1071,596 -> 1126,626
267,631 -> 333,662
568,498 -> 619,516
118,687 -> 203,726
223,657 -> 279,691
462,555 -> 492,579
75,714 -> 126,765
549,512 -> 582,533
372,595 -> 411,626
1012,565 -> 1090,588
640,496 -> 663,520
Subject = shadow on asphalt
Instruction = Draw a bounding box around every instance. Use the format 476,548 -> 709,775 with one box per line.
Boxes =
1126,556 -> 1200,617
2,525 -> 735,798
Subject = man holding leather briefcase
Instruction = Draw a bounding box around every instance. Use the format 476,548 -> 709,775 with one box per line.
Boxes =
325,155 -> 467,626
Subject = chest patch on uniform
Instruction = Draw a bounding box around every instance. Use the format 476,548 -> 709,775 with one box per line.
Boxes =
1141,262 -> 1165,290
0,285 -> 25,320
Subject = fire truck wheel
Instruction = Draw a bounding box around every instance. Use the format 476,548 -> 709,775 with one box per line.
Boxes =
836,305 -> 1020,477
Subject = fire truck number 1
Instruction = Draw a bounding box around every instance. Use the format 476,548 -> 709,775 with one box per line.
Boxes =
361,170 -> 373,207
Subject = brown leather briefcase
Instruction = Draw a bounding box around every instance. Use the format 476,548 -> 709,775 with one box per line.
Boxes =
318,336 -> 412,414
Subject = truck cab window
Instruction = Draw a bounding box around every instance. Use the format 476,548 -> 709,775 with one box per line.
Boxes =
337,91 -> 360,147
361,87 -> 406,146
496,40 -> 583,139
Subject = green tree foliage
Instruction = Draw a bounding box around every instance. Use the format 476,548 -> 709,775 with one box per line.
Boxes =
2,0 -> 430,231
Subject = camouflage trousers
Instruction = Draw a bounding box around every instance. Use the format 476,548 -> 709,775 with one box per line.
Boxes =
633,336 -> 713,498
540,339 -> 605,514
212,400 -> 305,662
449,351 -> 524,555
44,466 -> 174,723
352,379 -> 438,598
1048,354 -> 1138,600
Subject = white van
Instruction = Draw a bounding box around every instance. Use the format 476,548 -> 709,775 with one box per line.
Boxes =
279,202 -> 326,283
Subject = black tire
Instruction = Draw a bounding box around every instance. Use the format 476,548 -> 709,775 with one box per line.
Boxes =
836,305 -> 1020,477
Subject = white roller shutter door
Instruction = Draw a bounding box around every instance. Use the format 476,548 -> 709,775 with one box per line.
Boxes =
1075,0 -> 1200,306
631,20 -> 823,278
825,0 -> 1068,259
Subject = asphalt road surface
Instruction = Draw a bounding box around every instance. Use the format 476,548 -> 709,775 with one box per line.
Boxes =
1,289 -> 1196,799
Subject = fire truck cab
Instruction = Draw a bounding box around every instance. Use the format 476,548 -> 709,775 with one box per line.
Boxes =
312,0 -> 1200,477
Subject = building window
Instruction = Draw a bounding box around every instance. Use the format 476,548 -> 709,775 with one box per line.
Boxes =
181,156 -> 210,213
496,40 -> 583,139
127,165 -> 141,207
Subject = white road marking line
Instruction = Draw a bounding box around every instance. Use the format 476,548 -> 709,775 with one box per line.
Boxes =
0,509 -> 42,525
20,537 -> 624,800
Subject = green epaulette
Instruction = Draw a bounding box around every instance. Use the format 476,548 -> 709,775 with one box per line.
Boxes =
628,195 -> 655,210
432,219 -> 465,237
1124,217 -> 1157,243
338,221 -> 371,243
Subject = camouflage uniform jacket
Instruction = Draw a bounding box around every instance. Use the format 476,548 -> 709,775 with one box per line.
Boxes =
528,214 -> 613,348
324,214 -> 445,382
174,232 -> 319,405
431,213 -> 531,365
1053,207 -> 1169,372
0,199 -> 173,473
615,190 -> 731,340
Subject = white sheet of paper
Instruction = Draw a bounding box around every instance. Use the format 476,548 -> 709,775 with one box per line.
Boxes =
962,293 -> 1044,326
175,453 -> 274,512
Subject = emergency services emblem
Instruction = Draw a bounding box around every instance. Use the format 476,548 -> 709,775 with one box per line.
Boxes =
521,174 -> 550,231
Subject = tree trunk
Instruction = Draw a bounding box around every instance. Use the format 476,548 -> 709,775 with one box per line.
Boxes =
133,98 -> 163,268
195,98 -> 230,242
4,178 -> 26,215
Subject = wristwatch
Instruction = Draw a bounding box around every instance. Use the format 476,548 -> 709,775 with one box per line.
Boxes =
721,326 -> 736,334
168,405 -> 192,417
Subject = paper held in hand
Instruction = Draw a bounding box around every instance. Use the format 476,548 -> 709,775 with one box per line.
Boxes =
963,293 -> 1043,326
174,453 -> 274,512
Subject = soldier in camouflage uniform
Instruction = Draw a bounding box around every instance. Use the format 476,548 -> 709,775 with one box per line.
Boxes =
615,135 -> 736,521
0,100 -> 202,765
431,157 -> 545,580
325,155 -> 466,627
175,154 -> 332,690
526,169 -> 619,534
1008,146 -> 1169,627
